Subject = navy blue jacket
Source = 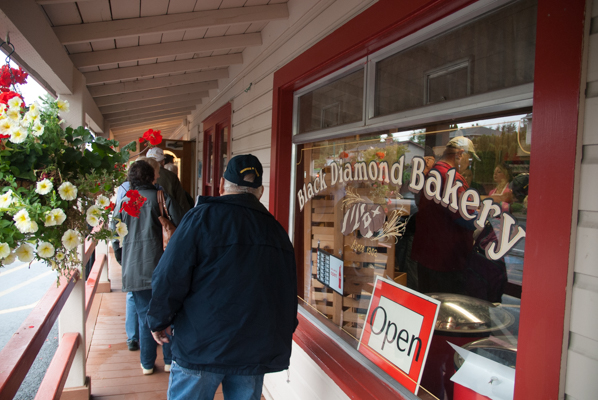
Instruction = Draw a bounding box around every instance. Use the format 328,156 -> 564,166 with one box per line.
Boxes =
147,193 -> 298,375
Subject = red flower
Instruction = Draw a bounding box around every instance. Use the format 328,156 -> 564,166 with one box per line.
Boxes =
0,66 -> 28,90
0,91 -> 23,106
0,133 -> 9,139
339,151 -> 349,159
105,202 -> 115,212
376,151 -> 385,159
120,190 -> 146,218
139,129 -> 162,146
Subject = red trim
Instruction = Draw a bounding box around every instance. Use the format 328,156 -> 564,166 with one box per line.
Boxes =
270,0 -> 586,398
0,270 -> 80,399
515,0 -> 585,399
294,313 -> 403,399
34,332 -> 81,400
202,102 -> 231,196
85,253 -> 107,320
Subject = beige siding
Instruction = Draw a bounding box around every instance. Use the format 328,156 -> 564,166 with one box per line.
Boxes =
565,1 -> 598,399
263,342 -> 350,400
188,0 -> 377,214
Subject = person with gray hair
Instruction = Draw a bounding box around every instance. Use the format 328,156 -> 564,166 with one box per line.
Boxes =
146,154 -> 297,400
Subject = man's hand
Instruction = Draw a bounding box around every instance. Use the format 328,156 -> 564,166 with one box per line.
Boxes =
151,326 -> 172,345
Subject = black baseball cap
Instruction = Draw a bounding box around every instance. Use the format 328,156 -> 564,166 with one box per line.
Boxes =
223,154 -> 263,188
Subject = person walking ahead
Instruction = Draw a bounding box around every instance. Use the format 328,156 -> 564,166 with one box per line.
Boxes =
147,154 -> 298,400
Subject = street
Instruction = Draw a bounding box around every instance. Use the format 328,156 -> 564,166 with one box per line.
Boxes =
0,260 -> 60,399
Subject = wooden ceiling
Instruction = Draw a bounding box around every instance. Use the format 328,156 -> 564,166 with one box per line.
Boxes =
36,0 -> 289,145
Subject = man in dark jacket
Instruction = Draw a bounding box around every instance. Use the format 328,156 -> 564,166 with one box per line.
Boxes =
147,154 -> 298,400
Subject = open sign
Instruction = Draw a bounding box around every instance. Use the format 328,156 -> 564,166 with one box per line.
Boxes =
358,276 -> 440,395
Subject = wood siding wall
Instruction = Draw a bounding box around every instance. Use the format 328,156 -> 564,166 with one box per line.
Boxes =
190,0 -> 375,211
566,0 -> 598,399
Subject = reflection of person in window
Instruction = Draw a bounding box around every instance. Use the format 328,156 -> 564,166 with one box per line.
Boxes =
410,137 -> 479,296
461,168 -> 486,195
483,163 -> 513,212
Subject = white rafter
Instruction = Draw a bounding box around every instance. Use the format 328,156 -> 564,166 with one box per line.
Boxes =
53,4 -> 288,45
95,82 -> 215,107
110,112 -> 192,128
84,54 -> 242,85
105,105 -> 197,121
100,93 -> 206,114
88,70 -> 227,98
71,33 -> 261,68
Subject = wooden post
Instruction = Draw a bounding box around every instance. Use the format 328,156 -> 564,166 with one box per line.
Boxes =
58,244 -> 90,399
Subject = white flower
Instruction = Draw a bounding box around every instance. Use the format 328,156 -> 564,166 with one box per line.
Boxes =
31,122 -> 44,137
7,96 -> 23,109
35,179 -> 53,195
22,110 -> 39,125
9,125 -> 28,144
56,98 -> 69,113
55,251 -> 65,261
37,241 -> 55,258
44,208 -> 66,227
24,220 -> 39,233
86,204 -> 102,217
28,102 -> 40,114
15,243 -> 35,263
0,118 -> 14,134
13,209 -> 31,233
86,214 -> 100,227
0,242 -> 10,259
96,195 -> 110,208
0,103 -> 6,113
115,221 -> 128,238
0,190 -> 13,208
58,182 -> 77,201
62,229 -> 80,251
6,107 -> 21,122
3,252 -> 17,265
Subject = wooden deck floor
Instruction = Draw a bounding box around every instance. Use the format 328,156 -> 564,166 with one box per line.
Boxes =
85,252 -> 259,400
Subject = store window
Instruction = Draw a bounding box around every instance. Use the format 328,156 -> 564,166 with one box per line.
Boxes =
202,103 -> 231,196
373,0 -> 536,117
292,0 -> 535,398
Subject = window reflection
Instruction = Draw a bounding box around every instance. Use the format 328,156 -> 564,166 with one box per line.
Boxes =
295,112 -> 530,398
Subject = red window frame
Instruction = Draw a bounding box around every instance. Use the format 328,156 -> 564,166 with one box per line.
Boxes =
269,0 -> 585,398
202,103 -> 232,197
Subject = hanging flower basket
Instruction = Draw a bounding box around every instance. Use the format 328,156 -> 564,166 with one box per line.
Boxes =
0,64 -> 135,279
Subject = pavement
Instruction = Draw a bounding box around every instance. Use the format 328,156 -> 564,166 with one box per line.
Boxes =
0,260 -> 60,399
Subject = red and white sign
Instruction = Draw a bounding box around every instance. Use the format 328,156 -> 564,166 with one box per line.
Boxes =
358,276 -> 440,395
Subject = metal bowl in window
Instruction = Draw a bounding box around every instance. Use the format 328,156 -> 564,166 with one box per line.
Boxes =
429,293 -> 515,335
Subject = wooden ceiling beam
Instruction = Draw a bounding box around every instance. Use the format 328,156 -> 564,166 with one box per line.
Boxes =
72,33 -> 261,68
110,112 -> 192,128
105,105 -> 197,121
84,53 -> 242,85
95,82 -> 214,107
111,121 -> 184,135
100,92 -> 206,114
53,4 -> 288,45
89,70 -> 227,98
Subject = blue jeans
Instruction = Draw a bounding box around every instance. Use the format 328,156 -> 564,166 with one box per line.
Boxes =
125,291 -> 139,343
131,289 -> 172,369
168,362 -> 264,400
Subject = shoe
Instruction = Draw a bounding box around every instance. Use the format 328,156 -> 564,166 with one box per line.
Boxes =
141,364 -> 154,375
164,364 -> 171,373
127,340 -> 139,351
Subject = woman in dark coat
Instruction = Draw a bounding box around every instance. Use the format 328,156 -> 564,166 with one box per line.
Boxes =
113,160 -> 184,375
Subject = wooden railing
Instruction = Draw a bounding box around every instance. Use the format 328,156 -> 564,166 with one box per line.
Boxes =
0,239 -> 110,399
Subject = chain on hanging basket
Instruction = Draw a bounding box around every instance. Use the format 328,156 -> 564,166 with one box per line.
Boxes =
0,37 -> 136,282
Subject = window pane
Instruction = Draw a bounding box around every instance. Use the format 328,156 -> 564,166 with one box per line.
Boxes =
207,133 -> 214,185
219,126 -> 229,179
374,0 -> 536,116
297,69 -> 365,134
294,112 -> 530,398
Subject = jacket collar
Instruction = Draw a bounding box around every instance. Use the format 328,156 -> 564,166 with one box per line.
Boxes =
196,193 -> 271,215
